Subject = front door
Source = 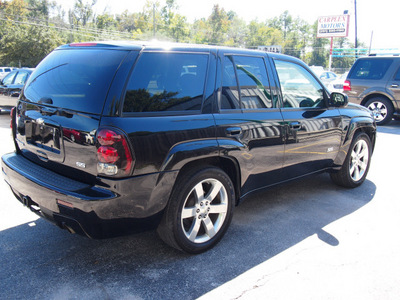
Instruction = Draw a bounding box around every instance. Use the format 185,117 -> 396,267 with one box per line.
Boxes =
273,59 -> 343,179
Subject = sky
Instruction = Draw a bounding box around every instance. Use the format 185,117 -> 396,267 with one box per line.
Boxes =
56,0 -> 400,50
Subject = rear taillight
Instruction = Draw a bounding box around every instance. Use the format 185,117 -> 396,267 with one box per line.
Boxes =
343,80 -> 351,91
96,128 -> 134,176
10,107 -> 15,129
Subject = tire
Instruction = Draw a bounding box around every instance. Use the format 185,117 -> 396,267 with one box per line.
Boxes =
330,132 -> 372,188
365,97 -> 393,125
157,167 -> 235,254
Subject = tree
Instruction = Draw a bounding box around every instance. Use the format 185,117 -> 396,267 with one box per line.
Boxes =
207,5 -> 230,45
68,0 -> 97,26
0,0 -> 63,67
224,12 -> 248,47
305,21 -> 329,67
245,20 -> 283,48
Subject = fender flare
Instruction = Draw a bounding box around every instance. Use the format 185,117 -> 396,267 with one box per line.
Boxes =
333,116 -> 376,168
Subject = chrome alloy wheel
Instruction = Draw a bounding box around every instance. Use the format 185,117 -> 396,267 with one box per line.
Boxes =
367,101 -> 387,123
349,139 -> 369,182
180,178 -> 228,244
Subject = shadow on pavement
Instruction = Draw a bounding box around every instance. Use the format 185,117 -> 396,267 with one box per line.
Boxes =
0,173 -> 376,299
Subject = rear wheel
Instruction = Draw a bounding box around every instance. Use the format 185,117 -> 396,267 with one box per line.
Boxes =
157,167 -> 234,254
330,132 -> 372,188
365,97 -> 393,125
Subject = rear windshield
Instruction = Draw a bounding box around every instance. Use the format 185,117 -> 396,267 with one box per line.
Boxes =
23,49 -> 128,114
348,58 -> 393,80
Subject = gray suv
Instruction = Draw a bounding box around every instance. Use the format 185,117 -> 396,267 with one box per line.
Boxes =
344,55 -> 400,125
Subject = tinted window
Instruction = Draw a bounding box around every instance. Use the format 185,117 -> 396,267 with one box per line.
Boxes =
23,49 -> 128,114
2,71 -> 16,85
235,56 -> 273,109
395,68 -> 400,81
275,60 -> 325,108
221,56 -> 240,109
123,52 -> 208,113
349,58 -> 393,80
221,55 -> 273,110
14,71 -> 29,85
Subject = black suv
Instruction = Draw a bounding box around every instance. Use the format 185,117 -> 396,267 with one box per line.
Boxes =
344,55 -> 400,125
2,42 -> 376,253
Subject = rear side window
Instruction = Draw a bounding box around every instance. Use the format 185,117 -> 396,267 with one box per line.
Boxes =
14,71 -> 29,85
23,49 -> 128,114
221,55 -> 273,110
123,52 -> 208,113
348,58 -> 393,80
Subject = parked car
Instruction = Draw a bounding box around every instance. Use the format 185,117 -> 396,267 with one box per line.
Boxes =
310,67 -> 338,85
343,55 -> 400,125
0,67 -> 16,80
1,42 -> 376,254
327,72 -> 349,93
0,68 -> 34,108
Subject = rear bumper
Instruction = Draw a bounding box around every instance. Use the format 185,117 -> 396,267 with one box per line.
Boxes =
1,152 -> 177,238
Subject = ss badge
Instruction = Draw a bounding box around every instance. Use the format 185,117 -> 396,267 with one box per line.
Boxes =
76,162 -> 86,168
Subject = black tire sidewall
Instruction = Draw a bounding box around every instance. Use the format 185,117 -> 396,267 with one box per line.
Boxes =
170,167 -> 235,254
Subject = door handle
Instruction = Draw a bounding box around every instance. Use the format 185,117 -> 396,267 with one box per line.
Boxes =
226,127 -> 242,136
391,84 -> 399,88
289,122 -> 302,130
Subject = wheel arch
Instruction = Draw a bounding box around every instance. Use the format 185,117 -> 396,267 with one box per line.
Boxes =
333,117 -> 376,168
173,156 -> 241,205
361,93 -> 394,110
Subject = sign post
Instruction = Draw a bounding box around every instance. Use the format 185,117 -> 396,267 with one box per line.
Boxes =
317,15 -> 350,71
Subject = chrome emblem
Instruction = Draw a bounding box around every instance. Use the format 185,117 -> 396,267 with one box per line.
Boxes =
76,162 -> 86,168
36,118 -> 45,125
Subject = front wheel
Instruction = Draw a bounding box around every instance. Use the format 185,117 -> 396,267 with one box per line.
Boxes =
330,132 -> 372,188
157,167 -> 235,254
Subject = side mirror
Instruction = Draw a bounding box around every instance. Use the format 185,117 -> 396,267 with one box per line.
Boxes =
329,92 -> 348,107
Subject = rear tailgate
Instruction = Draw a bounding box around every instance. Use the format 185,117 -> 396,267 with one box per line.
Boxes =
14,47 -> 130,183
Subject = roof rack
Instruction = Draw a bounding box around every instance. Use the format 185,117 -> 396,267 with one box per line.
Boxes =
368,53 -> 400,56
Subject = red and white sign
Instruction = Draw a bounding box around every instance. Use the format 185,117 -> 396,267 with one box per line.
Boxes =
317,15 -> 350,38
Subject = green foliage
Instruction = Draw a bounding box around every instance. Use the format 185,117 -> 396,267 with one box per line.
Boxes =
0,0 -> 355,69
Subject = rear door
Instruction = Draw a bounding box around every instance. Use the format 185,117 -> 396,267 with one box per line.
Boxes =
272,58 -> 343,179
214,51 -> 285,196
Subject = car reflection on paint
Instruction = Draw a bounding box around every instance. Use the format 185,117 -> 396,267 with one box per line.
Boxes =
0,68 -> 34,109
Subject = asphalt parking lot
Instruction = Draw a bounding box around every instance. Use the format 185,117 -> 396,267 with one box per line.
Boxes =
0,112 -> 399,300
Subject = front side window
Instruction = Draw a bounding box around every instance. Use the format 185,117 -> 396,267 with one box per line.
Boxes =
123,52 -> 208,113
394,67 -> 400,81
275,60 -> 325,108
1,71 -> 16,85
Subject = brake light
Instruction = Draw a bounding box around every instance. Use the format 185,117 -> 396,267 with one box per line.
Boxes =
70,42 -> 98,47
343,80 -> 351,91
96,129 -> 134,176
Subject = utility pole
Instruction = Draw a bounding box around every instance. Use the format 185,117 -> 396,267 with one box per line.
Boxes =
354,0 -> 358,57
153,3 -> 156,38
